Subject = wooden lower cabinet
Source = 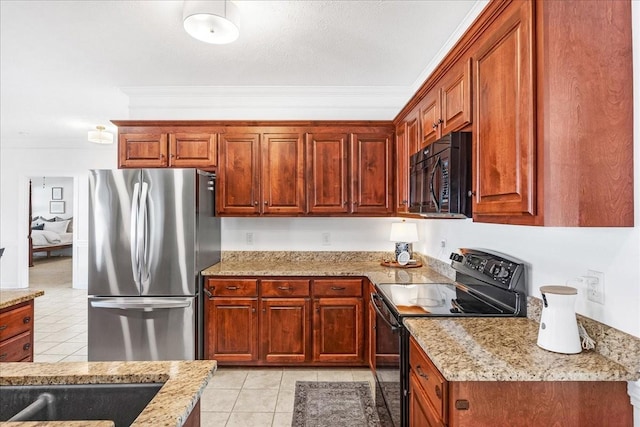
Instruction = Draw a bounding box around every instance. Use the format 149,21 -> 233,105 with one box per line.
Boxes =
410,369 -> 444,427
312,297 -> 364,364
206,298 -> 258,363
205,276 -> 366,366
261,298 -> 311,363
0,300 -> 34,362
409,336 -> 633,426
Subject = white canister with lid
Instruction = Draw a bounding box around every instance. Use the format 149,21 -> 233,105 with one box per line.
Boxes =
536,285 -> 582,354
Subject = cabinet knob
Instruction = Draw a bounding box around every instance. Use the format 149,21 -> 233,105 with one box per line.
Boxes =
226,286 -> 239,290
0,353 -> 7,361
435,384 -> 442,399
203,288 -> 214,299
264,201 -> 268,205
23,343 -> 31,351
330,286 -> 346,291
467,190 -> 476,197
0,324 -> 7,331
23,316 -> 31,324
432,122 -> 438,130
254,201 -> 258,206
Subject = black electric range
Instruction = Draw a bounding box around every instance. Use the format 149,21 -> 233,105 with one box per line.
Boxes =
370,248 -> 528,427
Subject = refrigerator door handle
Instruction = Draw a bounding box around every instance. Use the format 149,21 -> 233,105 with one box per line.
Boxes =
138,181 -> 150,290
130,182 -> 141,287
90,298 -> 192,310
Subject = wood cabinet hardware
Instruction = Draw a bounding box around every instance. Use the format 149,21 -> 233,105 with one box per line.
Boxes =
226,286 -> 239,290
23,343 -> 30,351
0,353 -> 7,361
23,316 -> 31,324
435,385 -> 442,399
416,365 -> 429,380
277,286 -> 292,291
0,324 -> 6,330
203,288 -> 213,299
330,286 -> 346,291
455,399 -> 469,410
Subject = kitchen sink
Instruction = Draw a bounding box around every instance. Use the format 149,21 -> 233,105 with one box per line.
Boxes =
0,382 -> 163,426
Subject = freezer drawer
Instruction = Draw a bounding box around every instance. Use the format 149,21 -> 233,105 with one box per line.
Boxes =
88,296 -> 196,361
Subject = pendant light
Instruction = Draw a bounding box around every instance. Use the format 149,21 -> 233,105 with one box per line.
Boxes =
88,125 -> 114,145
183,0 -> 240,45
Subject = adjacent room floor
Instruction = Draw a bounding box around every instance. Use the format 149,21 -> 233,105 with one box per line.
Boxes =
28,257 -> 375,427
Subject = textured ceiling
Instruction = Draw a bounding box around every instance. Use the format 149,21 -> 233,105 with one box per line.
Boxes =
0,0 -> 485,145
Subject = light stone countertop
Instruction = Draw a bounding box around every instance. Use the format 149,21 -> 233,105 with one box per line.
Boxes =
0,290 -> 44,309
202,259 -> 452,285
404,317 -> 639,382
0,360 -> 216,427
202,251 -> 640,383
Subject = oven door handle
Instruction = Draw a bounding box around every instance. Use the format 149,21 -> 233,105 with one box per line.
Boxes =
370,293 -> 401,331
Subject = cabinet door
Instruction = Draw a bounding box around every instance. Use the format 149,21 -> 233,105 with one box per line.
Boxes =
118,133 -> 168,168
313,297 -> 364,363
409,370 -> 445,427
261,133 -> 305,214
306,133 -> 350,214
205,298 -> 258,362
261,298 -> 311,363
169,133 -> 217,168
217,133 -> 261,215
350,133 -> 393,215
440,58 -> 472,136
472,0 -> 535,217
395,124 -> 409,214
420,91 -> 441,147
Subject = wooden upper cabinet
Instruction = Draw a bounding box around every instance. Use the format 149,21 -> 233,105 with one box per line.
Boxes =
119,133 -> 169,168
118,132 -> 216,169
217,133 -> 261,215
351,133 -> 394,215
420,58 -> 472,148
472,0 -> 535,218
395,115 -> 418,214
262,133 -> 305,215
420,91 -> 440,147
169,133 -> 216,168
306,133 -> 350,214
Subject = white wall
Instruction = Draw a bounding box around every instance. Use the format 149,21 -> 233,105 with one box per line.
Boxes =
29,176 -> 74,219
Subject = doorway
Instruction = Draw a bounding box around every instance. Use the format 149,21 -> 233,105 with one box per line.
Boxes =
28,176 -> 74,289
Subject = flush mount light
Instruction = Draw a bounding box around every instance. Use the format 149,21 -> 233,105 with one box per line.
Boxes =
88,125 -> 114,144
183,0 -> 240,45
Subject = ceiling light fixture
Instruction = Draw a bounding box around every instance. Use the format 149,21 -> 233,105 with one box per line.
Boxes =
88,125 -> 114,145
183,0 -> 240,45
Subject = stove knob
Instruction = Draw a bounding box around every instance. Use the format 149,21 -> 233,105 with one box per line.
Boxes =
450,253 -> 463,262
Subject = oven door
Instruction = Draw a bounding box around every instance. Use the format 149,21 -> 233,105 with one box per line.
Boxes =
371,292 -> 403,427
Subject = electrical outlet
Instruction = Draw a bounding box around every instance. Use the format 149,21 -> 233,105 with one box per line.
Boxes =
585,270 -> 605,304
321,232 -> 331,246
246,232 -> 254,245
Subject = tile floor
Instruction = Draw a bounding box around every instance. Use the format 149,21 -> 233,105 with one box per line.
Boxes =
29,271 -> 375,427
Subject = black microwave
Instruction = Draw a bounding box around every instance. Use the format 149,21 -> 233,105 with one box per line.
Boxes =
409,131 -> 472,218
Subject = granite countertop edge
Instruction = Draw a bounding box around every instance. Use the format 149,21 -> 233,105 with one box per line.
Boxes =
0,290 -> 45,309
0,360 -> 217,427
404,317 -> 639,382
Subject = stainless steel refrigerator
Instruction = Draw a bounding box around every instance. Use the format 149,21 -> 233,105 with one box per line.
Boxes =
88,169 -> 220,361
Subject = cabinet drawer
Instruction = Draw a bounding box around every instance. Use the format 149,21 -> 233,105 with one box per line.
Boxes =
261,280 -> 310,297
409,336 -> 447,423
0,302 -> 33,341
0,331 -> 32,362
206,279 -> 258,297
312,279 -> 362,297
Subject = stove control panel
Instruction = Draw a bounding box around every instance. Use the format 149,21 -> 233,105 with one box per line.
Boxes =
450,249 -> 526,290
